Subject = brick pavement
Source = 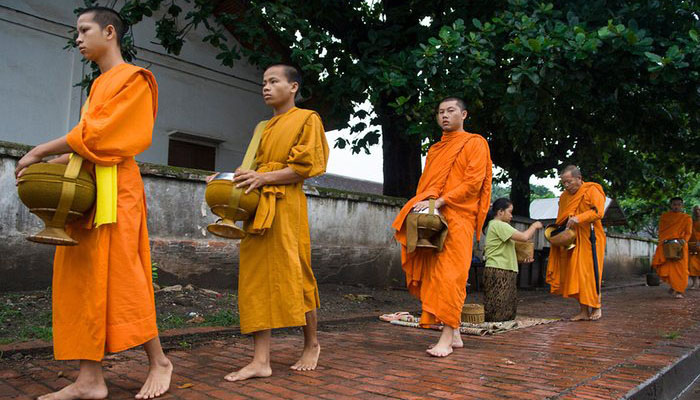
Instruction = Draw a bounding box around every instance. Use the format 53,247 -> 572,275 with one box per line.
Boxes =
2,284 -> 699,399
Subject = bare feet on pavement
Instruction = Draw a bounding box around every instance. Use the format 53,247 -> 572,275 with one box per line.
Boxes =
38,381 -> 108,400
135,357 -> 173,399
224,361 -> 272,382
589,308 -> 602,321
290,343 -> 320,371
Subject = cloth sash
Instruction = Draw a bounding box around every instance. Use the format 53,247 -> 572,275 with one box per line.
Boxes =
245,161 -> 287,235
79,98 -> 118,227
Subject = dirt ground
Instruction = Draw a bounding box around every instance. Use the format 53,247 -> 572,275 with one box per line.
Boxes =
0,283 -> 427,346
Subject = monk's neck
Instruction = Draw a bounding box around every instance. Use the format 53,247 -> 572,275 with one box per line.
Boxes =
96,51 -> 126,74
272,101 -> 296,116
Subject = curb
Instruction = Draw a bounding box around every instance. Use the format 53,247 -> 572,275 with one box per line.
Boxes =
623,344 -> 700,400
0,314 -> 380,358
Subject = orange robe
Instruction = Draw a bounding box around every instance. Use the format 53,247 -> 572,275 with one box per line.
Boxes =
392,131 -> 492,329
690,220 -> 700,277
54,63 -> 158,361
546,182 -> 606,309
238,107 -> 329,334
652,212 -> 693,292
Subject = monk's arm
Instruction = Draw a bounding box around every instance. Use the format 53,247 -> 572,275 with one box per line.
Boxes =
683,218 -> 693,242
234,167 -> 304,194
576,189 -> 606,224
15,136 -> 73,178
439,139 -> 489,207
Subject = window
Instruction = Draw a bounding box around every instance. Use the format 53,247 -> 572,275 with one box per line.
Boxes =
167,131 -> 223,171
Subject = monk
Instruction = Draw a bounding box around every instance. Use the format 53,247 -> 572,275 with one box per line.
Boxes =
690,206 -> 700,290
392,97 -> 492,357
546,165 -> 606,321
14,7 -> 171,399
652,197 -> 693,298
220,64 -> 328,381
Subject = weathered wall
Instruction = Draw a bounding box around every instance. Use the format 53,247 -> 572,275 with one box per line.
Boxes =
0,1 -> 268,170
0,143 -> 404,291
0,144 -> 656,292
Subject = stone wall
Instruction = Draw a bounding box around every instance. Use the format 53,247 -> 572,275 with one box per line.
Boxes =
0,142 -> 404,291
0,142 -> 657,292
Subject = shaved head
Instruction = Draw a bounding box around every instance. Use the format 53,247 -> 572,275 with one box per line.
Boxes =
77,6 -> 126,48
560,165 -> 582,179
265,63 -> 302,89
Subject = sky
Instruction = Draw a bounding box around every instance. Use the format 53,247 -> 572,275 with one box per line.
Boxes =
325,128 -> 563,196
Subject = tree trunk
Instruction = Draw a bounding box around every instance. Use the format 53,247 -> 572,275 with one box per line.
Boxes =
509,168 -> 532,218
377,103 -> 422,198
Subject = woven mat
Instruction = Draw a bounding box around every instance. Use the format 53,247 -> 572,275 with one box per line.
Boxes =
386,315 -> 560,336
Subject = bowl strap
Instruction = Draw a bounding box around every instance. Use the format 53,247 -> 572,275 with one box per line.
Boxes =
50,154 -> 83,227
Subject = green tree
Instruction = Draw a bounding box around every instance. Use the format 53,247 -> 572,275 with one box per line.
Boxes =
74,0 -> 699,215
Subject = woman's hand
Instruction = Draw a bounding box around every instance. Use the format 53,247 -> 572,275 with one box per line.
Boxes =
233,169 -> 268,194
205,173 -> 217,183
531,221 -> 543,230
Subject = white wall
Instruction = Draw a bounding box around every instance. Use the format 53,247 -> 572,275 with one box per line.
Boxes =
0,1 -> 270,170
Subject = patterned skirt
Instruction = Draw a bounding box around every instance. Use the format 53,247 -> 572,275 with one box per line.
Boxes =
483,267 -> 518,322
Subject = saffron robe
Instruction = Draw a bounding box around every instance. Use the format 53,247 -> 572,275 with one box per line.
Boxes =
54,63 -> 158,361
652,212 -> 693,292
238,107 -> 329,334
545,182 -> 606,309
690,220 -> 700,277
392,131 -> 492,329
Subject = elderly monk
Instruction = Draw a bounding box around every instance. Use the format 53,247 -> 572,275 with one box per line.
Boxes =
546,165 -> 606,321
392,97 -> 492,357
14,7 -> 171,400
218,64 -> 328,381
690,206 -> 700,290
652,197 -> 693,298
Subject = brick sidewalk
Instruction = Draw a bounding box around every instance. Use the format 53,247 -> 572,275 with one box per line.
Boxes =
2,284 -> 699,399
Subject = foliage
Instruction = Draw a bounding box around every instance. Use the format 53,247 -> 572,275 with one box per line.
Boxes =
70,0 -> 700,211
491,183 -> 555,202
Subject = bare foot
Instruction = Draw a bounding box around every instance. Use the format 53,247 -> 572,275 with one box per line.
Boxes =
428,329 -> 463,349
426,342 -> 453,357
38,381 -> 108,400
452,330 -> 464,349
589,308 -> 602,321
290,343 -> 320,371
570,311 -> 589,321
135,357 -> 172,399
674,292 -> 684,299
224,361 -> 272,382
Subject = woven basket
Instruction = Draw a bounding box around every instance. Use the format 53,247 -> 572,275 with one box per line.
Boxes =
461,303 -> 485,324
514,241 -> 534,263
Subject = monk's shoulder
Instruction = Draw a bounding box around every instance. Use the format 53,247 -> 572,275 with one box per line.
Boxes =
293,108 -> 322,125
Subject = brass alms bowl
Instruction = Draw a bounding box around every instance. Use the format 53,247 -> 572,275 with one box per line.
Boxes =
415,213 -> 445,249
205,173 -> 260,239
17,161 -> 95,245
544,224 -> 576,250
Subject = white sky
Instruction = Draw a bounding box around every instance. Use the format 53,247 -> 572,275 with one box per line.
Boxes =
325,128 -> 562,195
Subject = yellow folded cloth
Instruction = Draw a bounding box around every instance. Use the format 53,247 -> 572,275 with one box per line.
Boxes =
94,164 -> 117,227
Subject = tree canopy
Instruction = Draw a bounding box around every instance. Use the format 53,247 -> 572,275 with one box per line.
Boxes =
75,0 -> 700,216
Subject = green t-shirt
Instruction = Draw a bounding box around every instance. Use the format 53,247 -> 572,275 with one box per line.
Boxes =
484,219 -> 518,272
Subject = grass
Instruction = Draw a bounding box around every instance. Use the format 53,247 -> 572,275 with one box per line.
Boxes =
661,331 -> 681,340
203,309 -> 239,327
0,302 -> 52,344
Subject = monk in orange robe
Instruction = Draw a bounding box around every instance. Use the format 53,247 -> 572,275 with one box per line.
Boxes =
652,197 -> 693,297
546,165 -> 606,321
15,7 -> 171,400
690,206 -> 700,290
219,64 -> 328,381
392,97 -> 492,357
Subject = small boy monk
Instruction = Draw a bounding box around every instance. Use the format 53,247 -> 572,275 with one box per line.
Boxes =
15,6 -> 171,399
212,64 -> 328,381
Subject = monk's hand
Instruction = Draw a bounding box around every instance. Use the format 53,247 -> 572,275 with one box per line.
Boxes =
566,216 -> 579,229
412,198 -> 445,212
15,150 -> 43,181
234,169 -> 267,194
